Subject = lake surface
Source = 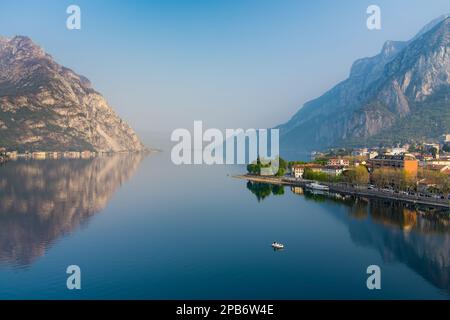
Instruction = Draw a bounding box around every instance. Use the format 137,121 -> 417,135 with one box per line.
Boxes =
0,152 -> 449,299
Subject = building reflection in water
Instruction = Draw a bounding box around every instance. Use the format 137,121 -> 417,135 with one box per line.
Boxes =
0,154 -> 144,267
306,189 -> 450,295
347,199 -> 450,295
256,184 -> 450,295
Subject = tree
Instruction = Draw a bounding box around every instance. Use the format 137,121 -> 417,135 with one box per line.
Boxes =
271,184 -> 285,195
303,168 -> 342,182
275,156 -> 288,176
371,168 -> 393,188
246,181 -> 272,201
419,169 -> 450,193
246,182 -> 285,201
312,158 -> 328,166
247,156 -> 288,176
345,166 -> 369,185
430,147 -> 438,158
246,163 -> 259,175
371,168 -> 417,191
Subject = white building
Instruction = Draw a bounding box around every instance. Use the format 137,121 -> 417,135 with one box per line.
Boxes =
351,148 -> 368,157
368,151 -> 378,159
387,147 -> 408,155
327,158 -> 350,167
441,134 -> 450,143
320,166 -> 345,176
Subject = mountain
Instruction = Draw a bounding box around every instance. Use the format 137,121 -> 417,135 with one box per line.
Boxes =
278,15 -> 450,157
0,36 -> 145,152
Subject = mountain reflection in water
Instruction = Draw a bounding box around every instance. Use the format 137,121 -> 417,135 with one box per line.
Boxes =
0,154 -> 144,267
247,182 -> 450,295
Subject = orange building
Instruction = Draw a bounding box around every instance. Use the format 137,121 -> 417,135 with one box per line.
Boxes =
368,154 -> 418,176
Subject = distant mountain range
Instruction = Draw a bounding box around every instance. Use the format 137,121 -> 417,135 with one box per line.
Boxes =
278,15 -> 450,157
0,36 -> 144,152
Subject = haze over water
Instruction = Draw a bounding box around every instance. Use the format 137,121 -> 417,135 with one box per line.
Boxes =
0,153 -> 449,299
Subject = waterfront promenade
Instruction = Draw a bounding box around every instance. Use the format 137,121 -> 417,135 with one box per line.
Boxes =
234,175 -> 450,209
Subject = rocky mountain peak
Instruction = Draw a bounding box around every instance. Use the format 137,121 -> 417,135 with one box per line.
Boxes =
0,36 -> 145,152
279,15 -> 450,156
0,36 -> 47,61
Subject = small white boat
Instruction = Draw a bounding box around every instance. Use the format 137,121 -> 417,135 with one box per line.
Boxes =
306,182 -> 329,191
271,242 -> 284,249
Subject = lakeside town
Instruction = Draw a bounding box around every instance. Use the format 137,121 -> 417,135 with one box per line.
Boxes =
242,134 -> 450,209
0,149 -> 110,163
0,148 -> 155,165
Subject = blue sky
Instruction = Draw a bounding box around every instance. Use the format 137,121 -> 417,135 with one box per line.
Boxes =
0,0 -> 449,133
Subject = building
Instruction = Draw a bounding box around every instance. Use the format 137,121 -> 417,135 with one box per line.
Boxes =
368,151 -> 378,159
423,143 -> 440,159
424,164 -> 449,173
351,149 -> 378,159
351,148 -> 368,157
426,158 -> 450,166
6,151 -> 17,159
81,150 -> 94,159
440,134 -> 450,143
291,164 -> 322,178
291,186 -> 304,195
417,179 -> 437,193
386,147 -> 408,155
63,151 -> 81,159
47,152 -> 59,159
368,154 -> 419,175
32,152 -> 46,160
418,154 -> 434,162
320,166 -> 345,176
327,158 -> 350,167
291,165 -> 304,178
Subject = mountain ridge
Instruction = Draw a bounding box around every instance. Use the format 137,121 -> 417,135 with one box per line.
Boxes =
279,15 -> 450,156
0,35 -> 145,152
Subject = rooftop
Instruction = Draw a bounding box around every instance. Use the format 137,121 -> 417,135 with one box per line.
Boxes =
372,154 -> 416,161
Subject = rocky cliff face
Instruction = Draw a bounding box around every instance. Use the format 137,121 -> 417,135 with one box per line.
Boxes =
279,15 -> 450,155
0,36 -> 145,152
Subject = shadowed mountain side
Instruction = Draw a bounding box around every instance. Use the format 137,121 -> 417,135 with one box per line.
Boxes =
0,154 -> 144,267
278,16 -> 450,155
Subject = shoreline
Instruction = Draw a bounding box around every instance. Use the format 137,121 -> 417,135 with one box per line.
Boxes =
233,174 -> 450,210
0,149 -> 156,161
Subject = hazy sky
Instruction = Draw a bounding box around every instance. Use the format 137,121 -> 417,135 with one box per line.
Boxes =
1,0 -> 449,134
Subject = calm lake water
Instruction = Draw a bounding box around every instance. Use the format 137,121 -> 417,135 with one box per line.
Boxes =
0,152 -> 449,299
